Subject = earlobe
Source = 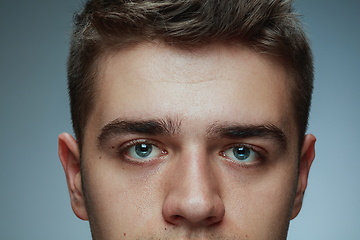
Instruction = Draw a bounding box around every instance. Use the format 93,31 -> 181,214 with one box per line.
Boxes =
291,134 -> 316,219
58,133 -> 88,220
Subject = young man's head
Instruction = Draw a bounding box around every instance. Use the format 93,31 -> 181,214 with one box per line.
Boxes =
59,0 -> 316,239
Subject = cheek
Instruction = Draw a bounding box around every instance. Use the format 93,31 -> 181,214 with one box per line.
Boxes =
222,161 -> 298,235
81,156 -> 166,234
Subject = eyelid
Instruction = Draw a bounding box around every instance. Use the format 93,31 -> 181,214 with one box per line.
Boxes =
117,139 -> 167,163
219,143 -> 266,166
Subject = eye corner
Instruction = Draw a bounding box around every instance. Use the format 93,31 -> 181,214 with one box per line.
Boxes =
218,150 -> 226,157
161,149 -> 168,156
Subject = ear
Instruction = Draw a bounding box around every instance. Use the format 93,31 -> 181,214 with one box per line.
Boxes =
58,133 -> 88,220
291,134 -> 316,219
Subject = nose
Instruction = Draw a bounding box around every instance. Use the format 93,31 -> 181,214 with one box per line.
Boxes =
162,151 -> 225,226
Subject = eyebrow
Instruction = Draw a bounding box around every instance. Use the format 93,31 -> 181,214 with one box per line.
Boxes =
97,118 -> 287,150
97,118 -> 180,146
207,123 -> 287,149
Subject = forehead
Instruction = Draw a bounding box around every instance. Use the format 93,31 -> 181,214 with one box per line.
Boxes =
88,42 -> 294,140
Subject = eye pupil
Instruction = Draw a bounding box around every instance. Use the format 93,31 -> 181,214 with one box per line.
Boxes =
135,144 -> 152,157
233,147 -> 250,160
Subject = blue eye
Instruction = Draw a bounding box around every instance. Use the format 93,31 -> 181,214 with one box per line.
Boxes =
127,143 -> 162,160
223,145 -> 259,163
135,144 -> 153,158
232,147 -> 250,160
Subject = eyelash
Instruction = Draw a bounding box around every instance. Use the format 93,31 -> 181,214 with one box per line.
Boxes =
116,139 -> 266,168
219,143 -> 266,168
116,139 -> 167,164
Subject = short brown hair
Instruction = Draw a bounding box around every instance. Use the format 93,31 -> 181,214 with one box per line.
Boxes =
67,0 -> 313,149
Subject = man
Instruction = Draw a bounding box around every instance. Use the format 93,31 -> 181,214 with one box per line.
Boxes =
58,0 -> 316,239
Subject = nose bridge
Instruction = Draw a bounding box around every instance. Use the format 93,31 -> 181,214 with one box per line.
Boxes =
175,150 -> 213,203
182,150 -> 215,198
162,147 -> 225,226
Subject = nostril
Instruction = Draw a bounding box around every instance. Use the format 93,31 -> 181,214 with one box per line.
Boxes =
205,215 -> 223,225
165,215 -> 184,225
172,215 -> 181,222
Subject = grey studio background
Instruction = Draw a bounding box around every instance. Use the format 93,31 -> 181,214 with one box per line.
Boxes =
0,0 -> 359,239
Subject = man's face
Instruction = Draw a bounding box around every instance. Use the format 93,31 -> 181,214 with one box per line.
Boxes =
59,43 -> 315,239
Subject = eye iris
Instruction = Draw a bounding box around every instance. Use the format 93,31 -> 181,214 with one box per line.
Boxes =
233,147 -> 250,161
135,144 -> 152,158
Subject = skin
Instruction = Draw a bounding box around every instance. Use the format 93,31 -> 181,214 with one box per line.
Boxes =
59,42 -> 316,239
